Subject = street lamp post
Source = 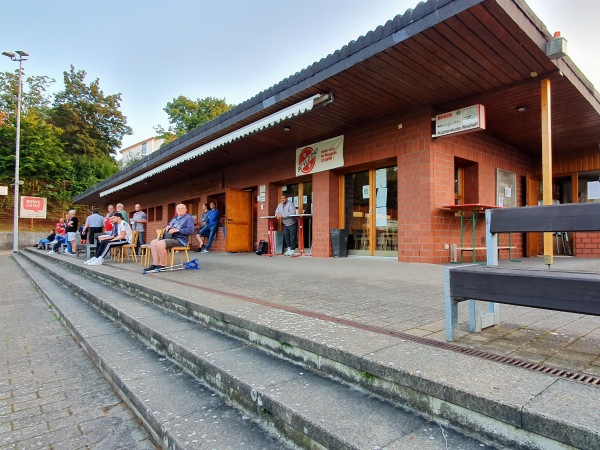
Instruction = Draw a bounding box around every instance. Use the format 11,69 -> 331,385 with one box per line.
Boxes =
2,50 -> 29,253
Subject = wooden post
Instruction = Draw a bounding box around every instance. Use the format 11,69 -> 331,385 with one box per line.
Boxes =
541,79 -> 553,266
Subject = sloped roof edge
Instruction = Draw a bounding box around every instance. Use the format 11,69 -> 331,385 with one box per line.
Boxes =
74,0 -> 482,202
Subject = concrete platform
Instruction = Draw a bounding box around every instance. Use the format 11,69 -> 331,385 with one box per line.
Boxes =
7,248 -> 600,448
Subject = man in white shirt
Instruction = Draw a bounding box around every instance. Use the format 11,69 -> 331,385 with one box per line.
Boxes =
85,212 -> 132,266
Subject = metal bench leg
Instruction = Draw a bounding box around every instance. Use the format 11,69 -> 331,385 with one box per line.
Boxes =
469,300 -> 499,332
445,268 -> 459,342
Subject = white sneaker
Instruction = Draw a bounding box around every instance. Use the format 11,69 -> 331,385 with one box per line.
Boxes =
84,257 -> 97,264
48,250 -> 56,254
288,249 -> 295,256
87,258 -> 103,266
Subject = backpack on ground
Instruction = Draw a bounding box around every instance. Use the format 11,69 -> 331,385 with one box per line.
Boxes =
255,240 -> 268,255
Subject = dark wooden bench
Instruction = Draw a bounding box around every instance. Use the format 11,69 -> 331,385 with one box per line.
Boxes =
445,202 -> 600,341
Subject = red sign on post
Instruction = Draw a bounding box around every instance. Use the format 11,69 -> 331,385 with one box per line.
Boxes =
20,196 -> 47,219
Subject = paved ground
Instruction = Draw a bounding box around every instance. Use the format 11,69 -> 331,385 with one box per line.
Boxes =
3,248 -> 600,449
132,250 -> 600,377
0,252 -> 157,450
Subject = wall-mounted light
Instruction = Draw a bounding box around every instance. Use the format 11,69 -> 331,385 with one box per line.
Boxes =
516,105 -> 528,112
283,126 -> 291,132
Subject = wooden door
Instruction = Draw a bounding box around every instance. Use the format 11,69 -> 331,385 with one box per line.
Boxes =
225,188 -> 253,252
526,176 -> 539,257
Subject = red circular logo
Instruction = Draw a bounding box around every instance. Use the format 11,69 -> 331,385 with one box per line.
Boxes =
299,147 -> 316,174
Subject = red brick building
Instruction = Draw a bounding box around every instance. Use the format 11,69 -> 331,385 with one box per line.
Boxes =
75,0 -> 600,263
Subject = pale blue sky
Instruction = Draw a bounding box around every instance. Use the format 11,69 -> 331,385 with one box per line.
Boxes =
2,0 -> 599,151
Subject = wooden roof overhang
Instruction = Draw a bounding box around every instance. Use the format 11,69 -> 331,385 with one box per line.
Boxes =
75,0 -> 600,205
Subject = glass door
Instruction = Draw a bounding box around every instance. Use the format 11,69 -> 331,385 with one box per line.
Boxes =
345,166 -> 397,256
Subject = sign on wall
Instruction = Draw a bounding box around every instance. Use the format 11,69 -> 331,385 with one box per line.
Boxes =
20,196 -> 47,219
0,186 -> 8,196
433,104 -> 486,138
296,135 -> 344,175
496,169 -> 516,208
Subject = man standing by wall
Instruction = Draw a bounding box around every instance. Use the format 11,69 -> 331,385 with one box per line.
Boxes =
275,195 -> 298,256
131,203 -> 147,255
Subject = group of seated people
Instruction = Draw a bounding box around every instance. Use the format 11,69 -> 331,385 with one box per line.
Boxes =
37,201 -> 221,272
34,203 -> 132,258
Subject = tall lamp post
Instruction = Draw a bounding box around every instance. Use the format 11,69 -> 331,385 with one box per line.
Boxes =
2,50 -> 29,253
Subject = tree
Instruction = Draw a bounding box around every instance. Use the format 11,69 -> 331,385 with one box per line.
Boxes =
50,66 -> 132,158
0,71 -> 55,120
155,96 -> 235,145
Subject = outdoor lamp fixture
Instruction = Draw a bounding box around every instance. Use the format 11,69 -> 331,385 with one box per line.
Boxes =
2,50 -> 29,253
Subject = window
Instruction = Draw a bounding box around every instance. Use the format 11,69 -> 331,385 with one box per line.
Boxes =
141,142 -> 147,156
454,157 -> 478,205
454,166 -> 464,205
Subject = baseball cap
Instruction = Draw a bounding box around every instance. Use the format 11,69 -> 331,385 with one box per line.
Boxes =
111,212 -> 123,220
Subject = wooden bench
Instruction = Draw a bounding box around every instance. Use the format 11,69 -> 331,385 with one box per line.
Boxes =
451,245 -> 515,263
445,202 -> 600,342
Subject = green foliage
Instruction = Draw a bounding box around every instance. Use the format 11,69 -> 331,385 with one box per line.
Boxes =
70,154 -> 119,195
0,111 -> 68,184
156,96 -> 235,145
0,71 -> 55,120
50,66 -> 132,158
0,65 -> 127,209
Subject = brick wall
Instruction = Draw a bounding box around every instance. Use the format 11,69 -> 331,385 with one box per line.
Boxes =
83,108 -> 564,263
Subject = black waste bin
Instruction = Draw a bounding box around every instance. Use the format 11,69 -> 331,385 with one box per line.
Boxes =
330,228 -> 349,257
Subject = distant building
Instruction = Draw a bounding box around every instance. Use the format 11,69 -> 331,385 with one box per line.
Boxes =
119,137 -> 164,166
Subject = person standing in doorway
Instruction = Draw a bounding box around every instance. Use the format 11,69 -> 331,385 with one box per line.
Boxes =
275,194 -> 297,256
131,203 -> 147,255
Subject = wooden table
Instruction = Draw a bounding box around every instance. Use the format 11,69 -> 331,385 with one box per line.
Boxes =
441,204 -> 500,263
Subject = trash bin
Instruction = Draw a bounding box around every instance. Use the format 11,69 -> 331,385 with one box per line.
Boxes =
330,228 -> 348,257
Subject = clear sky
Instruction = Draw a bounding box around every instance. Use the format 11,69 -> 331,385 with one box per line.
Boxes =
2,0 -> 599,151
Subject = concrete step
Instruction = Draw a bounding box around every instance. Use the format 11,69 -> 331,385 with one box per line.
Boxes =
14,253 -> 293,450
15,251 -> 489,449
18,249 -> 600,449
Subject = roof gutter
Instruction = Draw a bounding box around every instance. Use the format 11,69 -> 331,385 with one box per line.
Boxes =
100,93 -> 331,197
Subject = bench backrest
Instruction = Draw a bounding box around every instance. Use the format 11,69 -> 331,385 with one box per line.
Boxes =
485,202 -> 600,265
487,202 -> 600,233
